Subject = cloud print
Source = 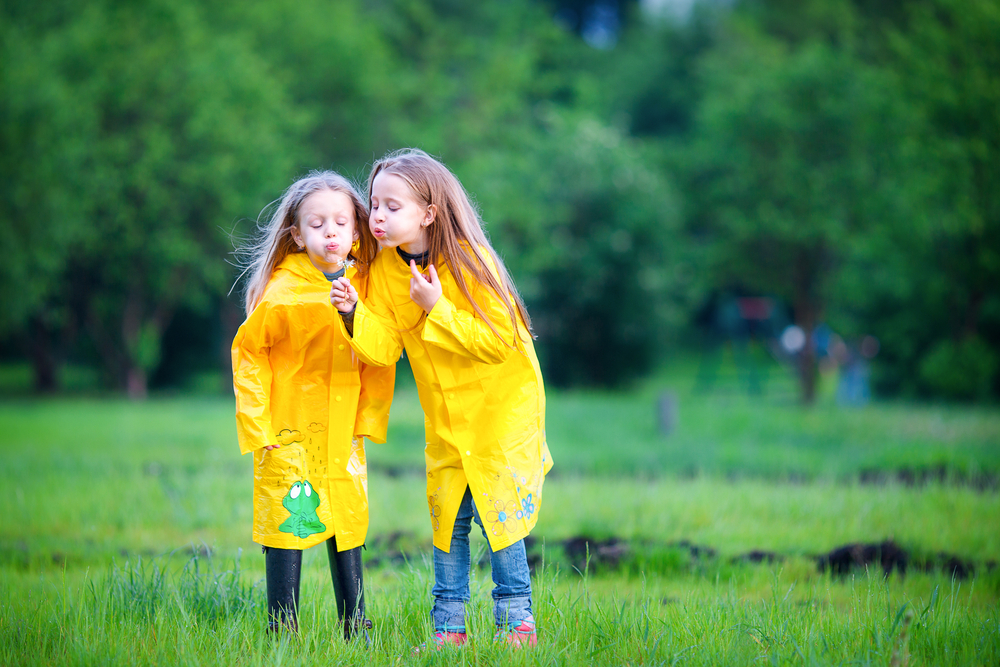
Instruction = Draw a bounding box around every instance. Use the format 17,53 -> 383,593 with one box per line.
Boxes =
275,429 -> 304,446
308,422 -> 326,433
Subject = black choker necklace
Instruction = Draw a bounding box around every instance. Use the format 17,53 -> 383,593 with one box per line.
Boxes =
396,247 -> 429,266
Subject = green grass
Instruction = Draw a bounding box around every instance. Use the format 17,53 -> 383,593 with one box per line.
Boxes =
375,357 -> 1000,479
0,359 -> 998,664
2,550 -> 997,665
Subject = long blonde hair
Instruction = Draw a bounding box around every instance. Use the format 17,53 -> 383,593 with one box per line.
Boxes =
238,171 -> 377,313
368,149 -> 532,344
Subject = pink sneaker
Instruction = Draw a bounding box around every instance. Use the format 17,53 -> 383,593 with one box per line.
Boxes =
496,620 -> 537,648
411,631 -> 467,654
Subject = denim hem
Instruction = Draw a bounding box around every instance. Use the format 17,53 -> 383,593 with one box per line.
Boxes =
492,591 -> 532,601
493,597 -> 533,628
435,624 -> 467,633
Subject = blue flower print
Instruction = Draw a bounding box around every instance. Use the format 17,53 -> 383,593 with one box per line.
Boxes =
521,493 -> 535,519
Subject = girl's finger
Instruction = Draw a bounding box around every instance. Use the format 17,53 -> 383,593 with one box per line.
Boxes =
409,260 -> 421,281
428,264 -> 439,285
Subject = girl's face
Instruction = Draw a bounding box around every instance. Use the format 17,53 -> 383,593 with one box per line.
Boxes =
290,189 -> 359,274
369,171 -> 435,254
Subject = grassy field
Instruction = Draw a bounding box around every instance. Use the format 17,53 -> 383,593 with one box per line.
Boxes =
1,359 -> 998,664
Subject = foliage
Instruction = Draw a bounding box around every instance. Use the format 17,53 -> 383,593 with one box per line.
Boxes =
0,0 -> 997,399
692,38 -> 920,400
1,0 -> 301,395
844,0 -> 1000,398
919,336 -> 999,402
474,110 -> 687,386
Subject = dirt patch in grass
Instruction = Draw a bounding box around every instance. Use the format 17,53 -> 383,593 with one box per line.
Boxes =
858,465 -> 999,491
362,532 -> 990,582
813,539 -> 996,579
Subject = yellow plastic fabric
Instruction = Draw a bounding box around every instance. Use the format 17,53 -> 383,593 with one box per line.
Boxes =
232,252 -> 394,551
339,247 -> 552,553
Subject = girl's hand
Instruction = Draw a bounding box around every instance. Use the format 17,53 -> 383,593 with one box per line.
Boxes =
331,276 -> 358,313
409,260 -> 442,313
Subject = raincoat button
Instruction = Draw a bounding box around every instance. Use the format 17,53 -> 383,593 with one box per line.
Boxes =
336,396 -> 342,401
338,344 -> 345,350
466,450 -> 471,456
448,393 -> 455,399
335,458 -> 340,463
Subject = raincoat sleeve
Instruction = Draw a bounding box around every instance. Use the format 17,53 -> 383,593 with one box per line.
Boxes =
338,291 -> 405,368
354,360 -> 394,444
421,254 -> 519,364
232,300 -> 286,455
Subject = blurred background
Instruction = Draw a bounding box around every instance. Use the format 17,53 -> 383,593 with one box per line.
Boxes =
1,0 -> 998,405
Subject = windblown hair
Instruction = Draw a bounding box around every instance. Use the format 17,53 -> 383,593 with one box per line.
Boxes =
238,171 -> 377,314
368,149 -> 532,344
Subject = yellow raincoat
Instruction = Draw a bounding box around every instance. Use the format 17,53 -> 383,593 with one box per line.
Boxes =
338,247 -> 552,553
232,252 -> 394,551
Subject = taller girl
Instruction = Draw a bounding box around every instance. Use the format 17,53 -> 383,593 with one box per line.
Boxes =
331,149 -> 552,649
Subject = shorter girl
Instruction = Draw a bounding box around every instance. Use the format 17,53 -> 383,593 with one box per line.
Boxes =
331,150 -> 552,650
232,172 -> 394,639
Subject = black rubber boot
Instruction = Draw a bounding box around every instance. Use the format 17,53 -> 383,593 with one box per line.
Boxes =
265,546 -> 302,634
327,536 -> 371,642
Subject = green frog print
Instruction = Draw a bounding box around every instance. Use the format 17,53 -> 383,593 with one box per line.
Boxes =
278,480 -> 325,539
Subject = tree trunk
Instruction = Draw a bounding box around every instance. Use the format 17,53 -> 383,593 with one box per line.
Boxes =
796,309 -> 818,404
27,316 -> 58,393
794,251 -> 821,405
120,280 -> 176,400
121,284 -> 148,399
126,365 -> 148,400
962,290 -> 983,339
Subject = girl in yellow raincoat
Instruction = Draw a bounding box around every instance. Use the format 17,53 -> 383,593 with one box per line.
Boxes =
331,149 -> 552,650
232,171 -> 394,639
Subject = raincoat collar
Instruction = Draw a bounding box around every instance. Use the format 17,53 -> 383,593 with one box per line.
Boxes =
277,251 -> 334,285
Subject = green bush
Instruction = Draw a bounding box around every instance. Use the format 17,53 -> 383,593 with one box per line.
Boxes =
919,337 -> 998,401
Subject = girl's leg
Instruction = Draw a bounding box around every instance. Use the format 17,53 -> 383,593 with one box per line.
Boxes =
430,487 -> 474,633
264,546 -> 302,632
326,535 -> 371,641
469,504 -> 534,633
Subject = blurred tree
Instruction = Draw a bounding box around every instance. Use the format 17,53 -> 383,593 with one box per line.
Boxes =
686,25 -> 920,403
0,15 -> 91,390
370,0 -> 586,159
5,0 -> 992,400
481,109 -> 687,386
890,0 -> 1000,399
540,0 -> 638,47
0,0 -> 302,396
838,0 -> 1000,399
206,0 -> 397,175
587,5 -> 720,141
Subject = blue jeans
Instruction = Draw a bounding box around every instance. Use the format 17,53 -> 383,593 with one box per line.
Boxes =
431,487 -> 533,632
